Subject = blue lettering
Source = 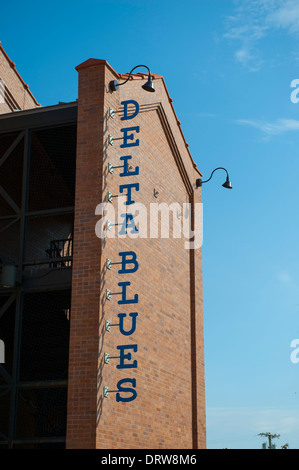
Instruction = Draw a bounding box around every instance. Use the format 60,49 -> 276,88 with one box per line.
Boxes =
118,312 -> 138,336
119,213 -> 138,235
119,183 -> 139,205
118,251 -> 139,274
121,100 -> 140,121
113,97 -> 142,406
120,126 -> 140,148
116,344 -> 138,369
118,281 -> 139,305
119,156 -> 139,177
116,378 -> 137,402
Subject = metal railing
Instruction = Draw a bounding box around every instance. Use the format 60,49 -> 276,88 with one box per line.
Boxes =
45,238 -> 73,268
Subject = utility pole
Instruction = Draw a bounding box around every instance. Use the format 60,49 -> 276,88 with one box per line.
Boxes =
258,432 -> 280,449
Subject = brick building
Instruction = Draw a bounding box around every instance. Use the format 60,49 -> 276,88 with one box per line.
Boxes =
0,45 -> 206,449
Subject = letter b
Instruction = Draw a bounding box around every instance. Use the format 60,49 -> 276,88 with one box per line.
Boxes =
118,251 -> 139,274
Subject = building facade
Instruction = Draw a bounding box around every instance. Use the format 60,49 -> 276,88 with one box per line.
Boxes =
0,42 -> 40,114
0,47 -> 206,449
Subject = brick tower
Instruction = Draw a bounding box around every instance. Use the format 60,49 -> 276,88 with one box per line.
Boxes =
66,59 -> 206,449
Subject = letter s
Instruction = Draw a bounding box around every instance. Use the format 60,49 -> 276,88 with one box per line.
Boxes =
116,378 -> 137,402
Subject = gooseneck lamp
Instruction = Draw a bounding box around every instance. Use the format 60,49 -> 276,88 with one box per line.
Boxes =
196,167 -> 232,189
110,65 -> 155,93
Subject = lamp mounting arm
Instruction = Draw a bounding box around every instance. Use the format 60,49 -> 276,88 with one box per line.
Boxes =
110,64 -> 154,92
117,65 -> 151,87
201,167 -> 229,184
196,167 -> 232,189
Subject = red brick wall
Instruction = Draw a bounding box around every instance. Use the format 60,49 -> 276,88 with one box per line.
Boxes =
66,61 -> 107,448
66,60 -> 206,449
0,43 -> 40,114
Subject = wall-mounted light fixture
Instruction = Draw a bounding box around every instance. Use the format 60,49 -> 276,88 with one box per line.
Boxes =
196,167 -> 232,189
110,65 -> 155,93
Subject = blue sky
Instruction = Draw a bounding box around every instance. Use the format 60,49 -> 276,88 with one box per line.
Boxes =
2,0 -> 299,449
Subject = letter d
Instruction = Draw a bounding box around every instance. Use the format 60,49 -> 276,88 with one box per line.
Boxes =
121,100 -> 140,120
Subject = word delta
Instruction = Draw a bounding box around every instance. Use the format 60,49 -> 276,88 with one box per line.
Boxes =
108,99 -> 141,402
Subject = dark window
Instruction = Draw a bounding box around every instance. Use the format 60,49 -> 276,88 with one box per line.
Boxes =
19,290 -> 71,382
28,125 -> 76,212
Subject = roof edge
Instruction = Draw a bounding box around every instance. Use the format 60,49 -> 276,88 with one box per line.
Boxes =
75,59 -> 201,176
115,71 -> 201,175
75,58 -> 119,78
0,42 -> 41,106
159,75 -> 202,176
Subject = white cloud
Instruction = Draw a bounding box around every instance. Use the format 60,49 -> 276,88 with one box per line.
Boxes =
267,0 -> 299,34
224,0 -> 299,70
236,118 -> 299,135
278,271 -> 299,290
279,271 -> 293,284
235,48 -> 263,71
235,48 -> 252,64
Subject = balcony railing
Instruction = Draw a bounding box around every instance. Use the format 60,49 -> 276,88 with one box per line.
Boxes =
45,238 -> 73,268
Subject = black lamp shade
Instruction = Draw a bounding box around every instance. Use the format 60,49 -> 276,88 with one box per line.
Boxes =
142,76 -> 155,92
110,66 -> 155,93
222,177 -> 232,189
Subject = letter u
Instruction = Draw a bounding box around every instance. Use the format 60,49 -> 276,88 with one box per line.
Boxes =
118,312 -> 138,336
